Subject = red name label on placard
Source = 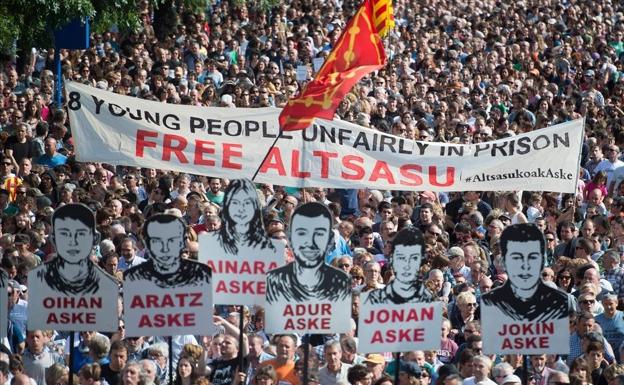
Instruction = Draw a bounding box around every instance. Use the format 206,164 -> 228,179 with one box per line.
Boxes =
129,293 -> 203,308
207,260 -> 280,274
43,297 -> 102,309
362,306 -> 435,324
370,328 -> 426,343
138,313 -> 197,328
215,280 -> 266,294
498,322 -> 555,349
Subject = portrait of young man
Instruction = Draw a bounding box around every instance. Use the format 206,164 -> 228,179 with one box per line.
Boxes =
266,202 -> 351,304
28,203 -> 118,331
481,223 -> 570,321
364,226 -> 432,304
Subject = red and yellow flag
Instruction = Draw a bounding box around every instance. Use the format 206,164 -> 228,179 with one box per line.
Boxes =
279,0 -> 390,131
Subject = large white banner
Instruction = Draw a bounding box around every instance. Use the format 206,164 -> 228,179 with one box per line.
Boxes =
66,82 -> 583,192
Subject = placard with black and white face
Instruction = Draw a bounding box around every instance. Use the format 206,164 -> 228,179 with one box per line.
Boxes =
265,202 -> 351,334
481,223 -> 570,354
27,203 -> 119,331
199,179 -> 284,306
0,270 -> 7,340
358,227 -> 442,353
124,214 -> 214,336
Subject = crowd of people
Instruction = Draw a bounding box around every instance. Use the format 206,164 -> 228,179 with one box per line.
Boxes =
3,0 -> 624,385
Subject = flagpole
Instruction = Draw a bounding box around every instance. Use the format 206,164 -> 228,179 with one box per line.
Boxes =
251,133 -> 281,181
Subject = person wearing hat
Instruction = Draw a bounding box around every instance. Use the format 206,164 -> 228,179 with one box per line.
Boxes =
448,247 -> 470,282
398,361 -> 430,385
363,354 -> 386,381
501,374 -> 521,385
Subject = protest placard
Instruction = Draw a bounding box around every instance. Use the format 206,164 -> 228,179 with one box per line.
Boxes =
480,224 -> 571,354
312,57 -> 324,73
296,65 -> 308,81
358,302 -> 443,354
27,204 -> 118,331
65,82 -> 583,193
124,214 -> 214,336
358,227 -> 442,353
199,179 -> 284,305
265,203 -> 351,333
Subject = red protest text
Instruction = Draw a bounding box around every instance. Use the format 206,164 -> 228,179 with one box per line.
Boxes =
362,306 -> 435,324
207,260 -> 279,274
138,313 -> 196,328
135,129 -> 243,170
43,297 -> 102,325
499,322 -> 554,350
215,279 -> 266,294
370,328 -> 426,343
129,293 -> 203,308
282,303 -> 332,331
258,148 -> 455,188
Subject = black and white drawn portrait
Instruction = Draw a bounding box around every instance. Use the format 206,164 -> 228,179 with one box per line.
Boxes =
481,223 -> 570,321
213,178 -> 277,256
199,179 -> 284,305
124,214 -> 214,336
364,227 -> 432,304
266,202 -> 351,304
125,214 -> 212,289
27,203 -> 119,331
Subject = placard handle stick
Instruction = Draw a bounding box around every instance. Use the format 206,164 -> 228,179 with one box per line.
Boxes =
68,333 -> 75,385
168,336 -> 174,385
522,355 -> 528,385
393,352 -> 400,385
303,336 -> 310,385
238,306 -> 245,371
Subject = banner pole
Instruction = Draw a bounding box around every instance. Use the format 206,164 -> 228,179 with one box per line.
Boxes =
68,333 -> 75,385
238,306 -> 245,372
393,352 -> 400,385
251,133 -> 281,181
168,336 -> 173,385
303,336 -> 309,385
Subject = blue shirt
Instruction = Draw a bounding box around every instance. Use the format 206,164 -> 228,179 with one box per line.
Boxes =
596,311 -> 624,361
36,153 -> 67,168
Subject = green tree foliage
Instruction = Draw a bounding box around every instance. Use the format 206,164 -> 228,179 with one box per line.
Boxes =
0,0 -> 279,55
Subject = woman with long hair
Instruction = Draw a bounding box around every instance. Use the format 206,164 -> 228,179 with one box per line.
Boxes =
173,357 -> 199,385
216,179 -> 275,255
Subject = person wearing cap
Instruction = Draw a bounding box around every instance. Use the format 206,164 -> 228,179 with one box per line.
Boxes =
595,292 -> 624,361
501,374 -> 521,385
364,227 -> 432,304
319,341 -> 351,385
448,247 -> 470,283
482,224 -> 570,322
398,361 -> 429,385
363,354 -> 385,381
